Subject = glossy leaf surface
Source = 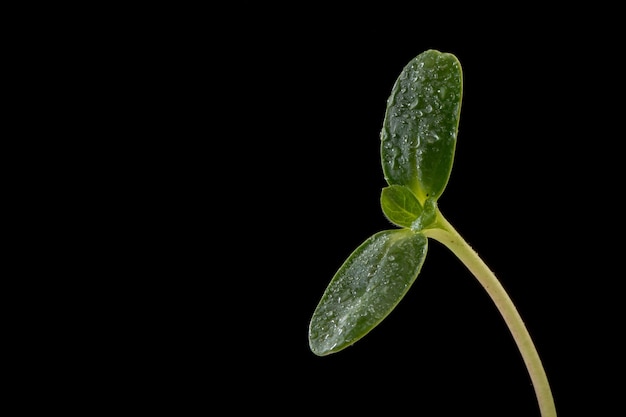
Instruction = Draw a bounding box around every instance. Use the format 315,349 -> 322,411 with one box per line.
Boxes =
309,229 -> 428,356
380,184 -> 422,228
380,49 -> 462,202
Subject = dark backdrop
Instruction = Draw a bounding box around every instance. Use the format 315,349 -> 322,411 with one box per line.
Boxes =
86,11 -> 624,417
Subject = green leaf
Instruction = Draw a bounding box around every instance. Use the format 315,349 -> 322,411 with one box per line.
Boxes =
380,49 -> 462,203
410,197 -> 438,232
308,229 -> 428,356
380,184 -> 422,228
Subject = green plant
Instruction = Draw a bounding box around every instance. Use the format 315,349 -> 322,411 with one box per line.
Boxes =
308,49 -> 557,417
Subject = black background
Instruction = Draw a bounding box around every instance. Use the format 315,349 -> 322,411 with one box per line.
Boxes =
62,9 -> 625,416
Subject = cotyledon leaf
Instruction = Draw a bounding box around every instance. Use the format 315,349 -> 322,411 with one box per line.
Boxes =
308,229 -> 428,356
380,49 -> 462,203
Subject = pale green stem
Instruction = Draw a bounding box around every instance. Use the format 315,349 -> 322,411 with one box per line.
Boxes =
423,210 -> 557,417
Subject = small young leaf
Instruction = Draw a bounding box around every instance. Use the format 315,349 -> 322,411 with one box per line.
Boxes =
380,49 -> 462,203
309,229 -> 428,356
410,197 -> 439,232
380,184 -> 422,228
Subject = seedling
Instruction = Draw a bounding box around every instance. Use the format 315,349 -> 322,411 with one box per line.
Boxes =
308,49 -> 556,417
